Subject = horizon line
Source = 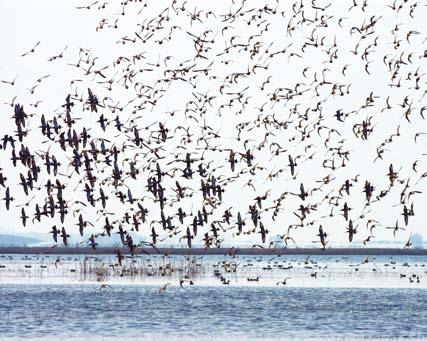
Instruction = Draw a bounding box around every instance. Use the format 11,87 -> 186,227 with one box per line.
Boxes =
0,246 -> 426,256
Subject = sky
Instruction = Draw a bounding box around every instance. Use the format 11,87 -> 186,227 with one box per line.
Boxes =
0,0 -> 426,248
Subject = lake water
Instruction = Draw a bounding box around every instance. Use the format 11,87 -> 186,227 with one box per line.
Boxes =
0,254 -> 426,339
0,284 -> 426,339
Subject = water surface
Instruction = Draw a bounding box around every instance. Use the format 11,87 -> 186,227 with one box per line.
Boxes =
0,284 -> 426,339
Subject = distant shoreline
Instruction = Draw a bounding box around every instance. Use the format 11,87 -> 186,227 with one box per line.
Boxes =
0,247 -> 426,256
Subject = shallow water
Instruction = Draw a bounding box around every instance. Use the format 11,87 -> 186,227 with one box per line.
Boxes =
0,254 -> 426,288
1,254 -> 426,339
0,284 -> 426,339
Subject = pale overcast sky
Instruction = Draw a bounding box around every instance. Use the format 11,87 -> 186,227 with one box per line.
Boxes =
0,0 -> 426,247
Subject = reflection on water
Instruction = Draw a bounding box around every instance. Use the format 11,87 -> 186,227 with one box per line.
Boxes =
0,284 -> 426,339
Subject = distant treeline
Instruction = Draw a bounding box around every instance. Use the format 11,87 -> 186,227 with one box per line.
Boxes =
0,247 -> 426,256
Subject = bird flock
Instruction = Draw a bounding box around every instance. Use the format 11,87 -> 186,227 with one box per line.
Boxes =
1,0 -> 427,253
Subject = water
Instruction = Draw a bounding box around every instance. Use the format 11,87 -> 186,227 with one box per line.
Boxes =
0,254 -> 427,339
0,284 -> 426,339
1,254 -> 427,288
